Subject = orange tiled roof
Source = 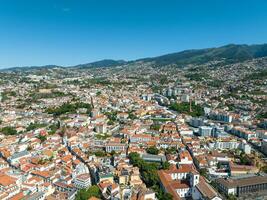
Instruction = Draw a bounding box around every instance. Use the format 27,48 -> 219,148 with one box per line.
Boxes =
0,174 -> 16,186
9,192 -> 24,200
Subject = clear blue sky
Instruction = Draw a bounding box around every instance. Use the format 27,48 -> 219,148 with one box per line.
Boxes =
1,0 -> 267,68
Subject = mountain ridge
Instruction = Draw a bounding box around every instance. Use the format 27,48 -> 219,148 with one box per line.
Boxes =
137,43 -> 267,66
2,43 -> 267,71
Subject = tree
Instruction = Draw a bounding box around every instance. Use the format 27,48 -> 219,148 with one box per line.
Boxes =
150,124 -> 161,131
169,102 -> 204,117
94,150 -> 106,157
163,193 -> 173,200
48,122 -> 60,135
239,152 -> 252,165
158,191 -> 173,200
161,161 -> 170,170
165,147 -> 177,154
142,169 -> 159,187
46,102 -> 92,116
128,112 -> 137,120
153,185 -> 173,200
75,185 -> 101,200
199,168 -> 207,176
128,152 -> 172,200
49,155 -> 54,162
0,126 -> 17,135
26,123 -> 46,131
104,111 -> 117,122
129,153 -> 159,183
129,152 -> 145,168
107,120 -> 114,125
27,146 -> 33,151
260,166 -> 267,173
146,146 -> 159,155
110,150 -> 116,156
228,194 -> 237,200
37,135 -> 47,143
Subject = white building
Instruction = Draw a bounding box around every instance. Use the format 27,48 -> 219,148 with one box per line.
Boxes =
199,126 -> 213,137
74,173 -> 91,189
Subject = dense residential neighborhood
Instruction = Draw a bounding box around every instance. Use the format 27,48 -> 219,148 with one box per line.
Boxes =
1,0 -> 267,199
0,53 -> 266,200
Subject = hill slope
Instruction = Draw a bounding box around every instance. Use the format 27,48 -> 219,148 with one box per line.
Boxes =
73,59 -> 127,69
139,44 -> 267,66
1,43 -> 267,71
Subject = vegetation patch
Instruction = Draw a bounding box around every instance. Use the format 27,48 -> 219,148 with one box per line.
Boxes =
129,152 -> 173,200
170,102 -> 204,117
46,102 -> 92,116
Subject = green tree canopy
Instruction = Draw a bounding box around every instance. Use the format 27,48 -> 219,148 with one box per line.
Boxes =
46,102 -> 92,116
169,102 -> 204,117
75,185 -> 101,200
146,146 -> 159,155
128,152 -> 173,200
0,126 -> 17,135
161,161 -> 171,170
36,135 -> 47,143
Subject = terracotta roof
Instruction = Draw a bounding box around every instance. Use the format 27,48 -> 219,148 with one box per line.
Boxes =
9,192 -> 24,200
164,164 -> 193,174
157,170 -> 183,200
0,174 -> 16,186
98,180 -> 112,190
31,170 -> 51,178
61,155 -> 73,163
76,173 -> 91,180
196,177 -> 219,199
88,197 -> 100,200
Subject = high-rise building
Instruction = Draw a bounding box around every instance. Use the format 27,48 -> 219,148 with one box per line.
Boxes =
199,126 -> 213,137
